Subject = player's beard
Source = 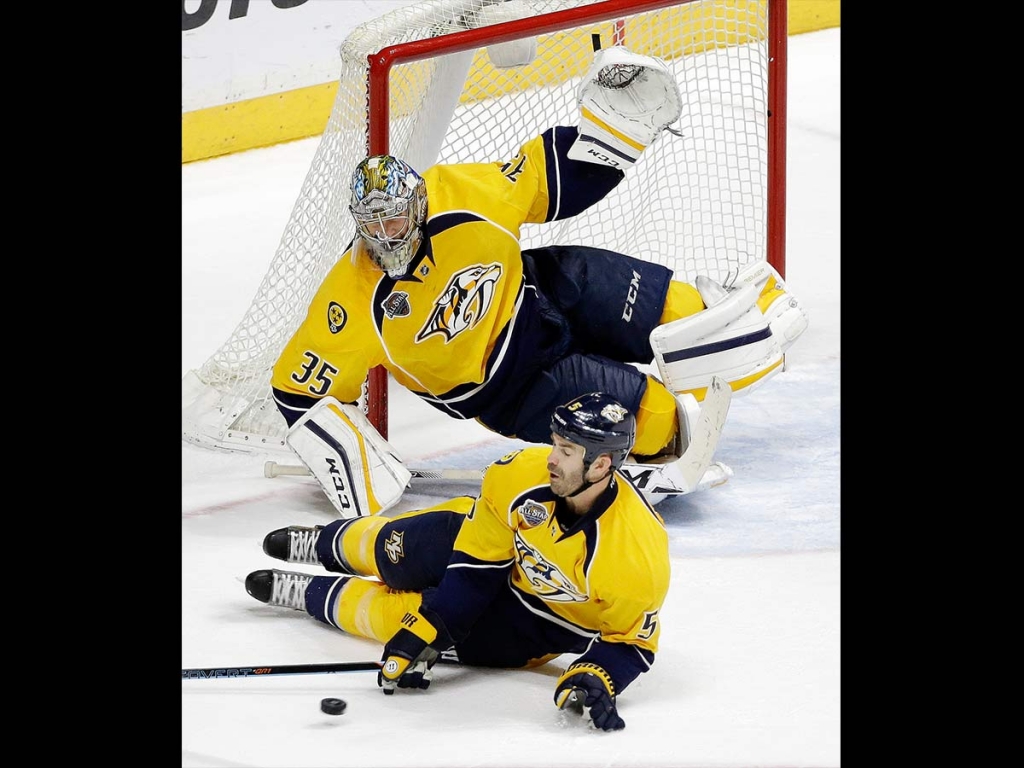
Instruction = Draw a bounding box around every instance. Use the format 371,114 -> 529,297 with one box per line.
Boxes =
548,463 -> 587,498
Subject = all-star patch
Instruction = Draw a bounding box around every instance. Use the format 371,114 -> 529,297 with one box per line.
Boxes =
328,302 -> 347,333
381,291 -> 411,320
518,499 -> 550,528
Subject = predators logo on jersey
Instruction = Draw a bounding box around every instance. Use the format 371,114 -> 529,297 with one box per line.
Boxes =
514,530 -> 587,603
383,530 -> 405,564
416,263 -> 503,344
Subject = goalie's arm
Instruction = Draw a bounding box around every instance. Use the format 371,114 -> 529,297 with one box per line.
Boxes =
504,125 -> 625,224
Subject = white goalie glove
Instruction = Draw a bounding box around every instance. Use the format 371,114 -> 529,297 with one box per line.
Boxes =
286,397 -> 412,519
568,45 -> 682,170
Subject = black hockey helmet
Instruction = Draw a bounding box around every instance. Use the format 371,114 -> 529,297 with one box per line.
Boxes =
550,392 -> 636,470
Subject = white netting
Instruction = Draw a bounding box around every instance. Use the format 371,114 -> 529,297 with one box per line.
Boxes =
182,0 -> 778,453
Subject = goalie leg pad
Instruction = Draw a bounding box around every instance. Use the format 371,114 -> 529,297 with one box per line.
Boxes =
650,282 -> 784,399
287,398 -> 412,519
725,260 -> 809,352
568,46 -> 682,170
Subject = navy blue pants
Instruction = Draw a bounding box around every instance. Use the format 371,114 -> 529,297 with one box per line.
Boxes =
472,245 -> 673,443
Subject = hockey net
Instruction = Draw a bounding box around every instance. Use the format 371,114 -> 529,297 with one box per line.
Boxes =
182,0 -> 787,452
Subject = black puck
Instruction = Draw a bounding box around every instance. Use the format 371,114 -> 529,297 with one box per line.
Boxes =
320,697 -> 347,715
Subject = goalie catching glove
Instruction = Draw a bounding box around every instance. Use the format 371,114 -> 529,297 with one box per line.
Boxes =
378,604 -> 453,694
554,663 -> 626,731
569,45 -> 682,170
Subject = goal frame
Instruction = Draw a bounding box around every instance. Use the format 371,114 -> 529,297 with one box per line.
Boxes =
362,0 -> 788,438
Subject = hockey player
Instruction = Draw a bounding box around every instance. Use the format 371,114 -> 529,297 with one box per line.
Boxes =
245,392 -> 672,731
270,46 -> 808,517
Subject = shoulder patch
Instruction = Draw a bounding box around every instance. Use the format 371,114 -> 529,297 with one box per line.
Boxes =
328,302 -> 347,333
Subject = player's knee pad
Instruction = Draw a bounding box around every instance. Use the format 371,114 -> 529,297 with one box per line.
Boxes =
725,260 -> 808,352
650,281 -> 783,399
286,397 -> 412,519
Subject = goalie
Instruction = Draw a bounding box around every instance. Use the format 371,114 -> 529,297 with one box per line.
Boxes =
270,45 -> 808,517
246,394 -> 670,731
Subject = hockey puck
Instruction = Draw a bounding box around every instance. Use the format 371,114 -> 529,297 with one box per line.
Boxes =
320,697 -> 347,715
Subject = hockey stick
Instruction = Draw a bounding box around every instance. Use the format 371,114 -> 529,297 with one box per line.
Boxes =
182,661 -> 382,679
264,461 -> 483,482
183,655 -> 460,679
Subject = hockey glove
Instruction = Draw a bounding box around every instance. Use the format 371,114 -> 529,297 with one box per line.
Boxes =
554,663 -> 626,731
378,605 -> 451,695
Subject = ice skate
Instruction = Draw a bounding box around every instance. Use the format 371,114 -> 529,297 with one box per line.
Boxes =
244,569 -> 313,611
262,525 -> 323,565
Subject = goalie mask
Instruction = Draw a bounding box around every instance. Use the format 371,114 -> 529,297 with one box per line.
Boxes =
349,155 -> 428,278
550,392 -> 636,470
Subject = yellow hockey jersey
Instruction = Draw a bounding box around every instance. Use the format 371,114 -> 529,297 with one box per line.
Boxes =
430,446 -> 671,691
270,127 -> 624,424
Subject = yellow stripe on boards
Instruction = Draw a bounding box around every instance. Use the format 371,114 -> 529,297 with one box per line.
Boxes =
182,1 -> 840,164
182,81 -> 337,164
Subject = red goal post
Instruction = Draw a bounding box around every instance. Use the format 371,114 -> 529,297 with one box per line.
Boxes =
181,0 -> 788,451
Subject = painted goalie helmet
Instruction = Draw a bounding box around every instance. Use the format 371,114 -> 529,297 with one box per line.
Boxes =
349,155 -> 428,278
550,392 -> 636,470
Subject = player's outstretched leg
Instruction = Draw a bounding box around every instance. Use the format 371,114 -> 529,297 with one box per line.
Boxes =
244,568 -> 423,644
259,499 -> 472,589
261,517 -> 383,576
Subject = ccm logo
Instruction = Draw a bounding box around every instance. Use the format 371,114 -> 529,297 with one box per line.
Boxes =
324,458 -> 354,512
622,270 -> 641,321
584,147 -> 622,168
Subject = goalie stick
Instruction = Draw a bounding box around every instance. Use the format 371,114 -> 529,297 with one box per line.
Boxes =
265,461 -> 482,482
264,376 -> 732,497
